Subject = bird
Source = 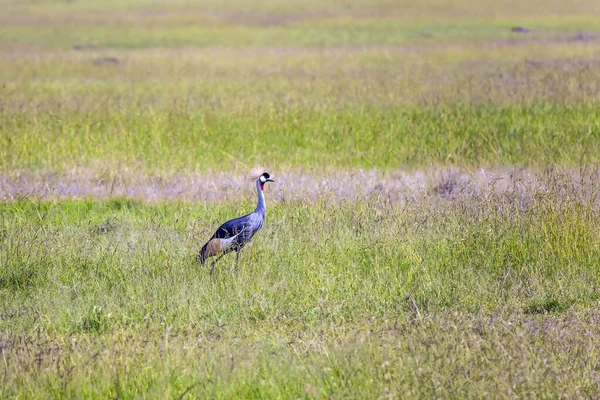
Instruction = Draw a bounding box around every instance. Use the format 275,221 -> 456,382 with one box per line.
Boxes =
198,171 -> 275,275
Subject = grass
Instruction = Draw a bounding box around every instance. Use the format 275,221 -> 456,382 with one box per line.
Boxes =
1,1 -> 600,173
1,186 -> 600,397
3,0 -> 600,50
2,0 -> 600,397
1,45 -> 600,172
2,103 -> 598,171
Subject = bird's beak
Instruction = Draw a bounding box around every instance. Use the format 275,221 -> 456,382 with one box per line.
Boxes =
267,178 -> 275,182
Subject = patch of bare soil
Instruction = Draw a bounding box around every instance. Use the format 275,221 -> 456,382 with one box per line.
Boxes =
1,167 -> 598,206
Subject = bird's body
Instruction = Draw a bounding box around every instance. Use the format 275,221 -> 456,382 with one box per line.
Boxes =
199,172 -> 274,274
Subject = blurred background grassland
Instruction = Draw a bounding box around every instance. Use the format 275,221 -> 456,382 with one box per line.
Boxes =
1,0 -> 600,172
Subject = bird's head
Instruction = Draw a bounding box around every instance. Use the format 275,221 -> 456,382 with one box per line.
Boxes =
258,172 -> 274,191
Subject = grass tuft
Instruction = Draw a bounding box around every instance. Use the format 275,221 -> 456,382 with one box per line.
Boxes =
524,298 -> 572,315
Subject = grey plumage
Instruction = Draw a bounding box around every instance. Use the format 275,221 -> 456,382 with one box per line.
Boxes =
198,172 -> 274,274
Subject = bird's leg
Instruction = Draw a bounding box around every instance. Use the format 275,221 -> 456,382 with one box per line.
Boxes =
209,253 -> 226,276
235,250 -> 241,273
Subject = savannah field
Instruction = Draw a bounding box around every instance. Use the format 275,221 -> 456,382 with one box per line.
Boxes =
1,0 -> 600,398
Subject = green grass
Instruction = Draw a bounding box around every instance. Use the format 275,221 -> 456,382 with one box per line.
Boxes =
2,0 -> 600,397
2,104 -> 599,171
1,0 -> 600,172
3,0 -> 600,50
1,189 -> 600,397
1,42 -> 600,172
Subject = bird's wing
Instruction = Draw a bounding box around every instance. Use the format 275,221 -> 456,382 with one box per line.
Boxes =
211,214 -> 252,240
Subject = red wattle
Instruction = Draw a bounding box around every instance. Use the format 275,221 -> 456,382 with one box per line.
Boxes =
260,184 -> 264,191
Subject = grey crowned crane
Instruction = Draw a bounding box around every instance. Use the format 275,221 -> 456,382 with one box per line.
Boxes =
198,172 -> 274,275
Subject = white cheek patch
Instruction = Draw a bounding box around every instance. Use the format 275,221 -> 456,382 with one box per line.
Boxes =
259,176 -> 267,183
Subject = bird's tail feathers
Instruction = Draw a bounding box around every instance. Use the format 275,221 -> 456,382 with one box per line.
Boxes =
198,242 -> 209,264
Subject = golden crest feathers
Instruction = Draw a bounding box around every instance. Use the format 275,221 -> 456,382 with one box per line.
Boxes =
248,166 -> 266,180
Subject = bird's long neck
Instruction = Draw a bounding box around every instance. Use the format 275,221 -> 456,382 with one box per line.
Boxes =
255,179 -> 266,216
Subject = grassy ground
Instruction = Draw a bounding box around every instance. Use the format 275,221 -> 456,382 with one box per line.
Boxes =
3,0 -> 600,49
2,0 -> 600,398
1,1 -> 600,172
2,188 -> 600,397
